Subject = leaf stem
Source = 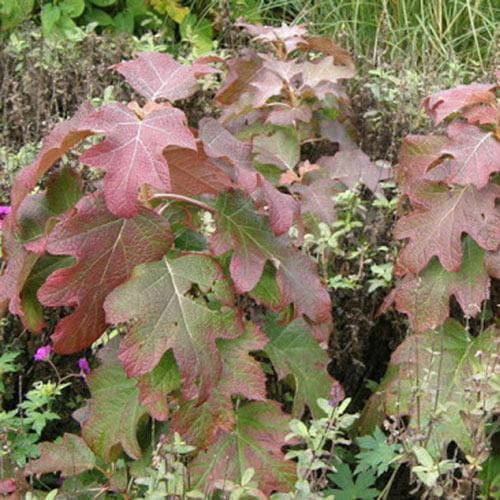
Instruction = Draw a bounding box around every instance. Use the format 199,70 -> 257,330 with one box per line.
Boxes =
151,193 -> 215,213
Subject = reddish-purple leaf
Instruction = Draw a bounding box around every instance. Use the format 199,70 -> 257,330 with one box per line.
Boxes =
10,103 -> 93,219
165,144 -> 233,196
190,401 -> 296,495
25,434 -> 96,476
113,52 -> 216,102
396,134 -> 447,200
394,184 -> 500,274
437,122 -> 500,189
172,322 -> 267,449
212,191 -> 331,324
38,193 -> 172,354
215,56 -> 283,111
291,179 -> 341,224
298,35 -> 355,69
422,83 -> 496,124
387,238 -> 490,332
79,103 -> 196,218
237,21 -> 307,53
318,149 -> 391,193
200,118 -> 298,235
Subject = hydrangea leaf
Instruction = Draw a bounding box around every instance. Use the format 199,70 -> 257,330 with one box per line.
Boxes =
396,134 -> 447,200
359,320 -> 499,459
25,433 -> 95,476
165,144 -> 233,196
38,192 -> 172,354
387,237 -> 490,333
17,166 -> 83,253
19,255 -> 74,332
215,56 -> 283,111
394,184 -> 500,274
317,149 -> 390,193
422,83 -> 496,125
298,35 -> 355,68
199,118 -> 298,235
10,102 -> 93,218
211,191 -> 331,324
104,254 -> 242,401
264,317 -> 334,418
172,322 -> 267,449
190,401 -> 296,495
237,21 -> 307,53
79,355 -> 148,462
291,178 -> 341,225
439,123 -> 500,189
137,350 -> 181,421
253,129 -> 300,171
297,56 -> 355,99
79,102 -> 196,218
113,52 -> 215,101
0,167 -> 83,329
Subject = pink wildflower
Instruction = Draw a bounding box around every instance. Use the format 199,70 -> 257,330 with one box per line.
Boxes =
0,206 -> 11,230
33,345 -> 52,362
78,357 -> 90,376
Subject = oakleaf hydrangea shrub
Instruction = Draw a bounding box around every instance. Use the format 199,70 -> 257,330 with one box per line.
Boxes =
0,22 -> 389,494
361,76 -> 499,493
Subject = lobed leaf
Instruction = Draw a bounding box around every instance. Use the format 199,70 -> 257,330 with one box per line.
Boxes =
25,434 -> 95,476
77,352 -> 148,462
190,401 -> 296,495
387,238 -> 490,332
422,83 -> 496,125
394,184 -> 500,274
113,52 -> 216,102
105,254 -> 242,401
79,102 -> 196,218
264,317 -> 334,418
359,320 -> 499,459
172,322 -> 267,449
211,191 -> 331,324
38,193 -> 172,354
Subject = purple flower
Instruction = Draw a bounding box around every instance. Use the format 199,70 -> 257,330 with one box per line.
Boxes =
329,381 -> 345,406
33,345 -> 52,362
0,206 -> 11,230
78,358 -> 90,376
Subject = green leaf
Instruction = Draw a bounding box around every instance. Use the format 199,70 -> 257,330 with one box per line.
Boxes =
0,0 -> 34,30
263,317 -> 334,418
18,166 -> 82,249
355,427 -> 401,476
87,0 -> 116,7
25,434 -> 95,476
190,401 -> 296,496
126,0 -> 149,17
60,0 -> 85,18
253,129 -> 300,171
82,6 -> 114,26
113,10 -> 134,33
359,320 -> 499,459
180,14 -> 213,55
79,352 -> 148,462
40,4 -> 61,36
150,0 -> 188,22
172,322 -> 267,449
137,350 -> 181,421
327,463 -> 379,500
